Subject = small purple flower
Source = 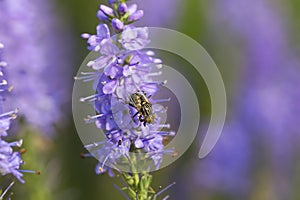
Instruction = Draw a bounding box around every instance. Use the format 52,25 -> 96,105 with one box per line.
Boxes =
86,39 -> 119,70
97,10 -> 109,22
128,10 -> 144,22
118,3 -> 128,15
119,27 -> 150,50
82,24 -> 110,51
99,4 -> 115,18
112,18 -> 124,32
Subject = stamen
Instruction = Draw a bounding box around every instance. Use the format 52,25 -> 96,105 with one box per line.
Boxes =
146,51 -> 155,56
0,108 -> 18,119
147,72 -> 162,76
74,75 -> 96,81
155,182 -> 176,197
100,155 -> 110,171
74,72 -> 98,81
169,131 -> 176,136
80,94 -> 101,102
80,72 -> 97,75
0,181 -> 14,199
84,140 -> 106,148
150,131 -> 169,136
9,139 -> 23,147
113,184 -> 131,200
157,124 -> 170,129
151,98 -> 171,103
84,114 -> 104,123
162,195 -> 170,200
19,169 -> 40,175
145,80 -> 167,85
156,64 -> 163,69
153,58 -> 162,64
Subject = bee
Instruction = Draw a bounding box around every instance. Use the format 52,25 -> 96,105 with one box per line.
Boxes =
128,91 -> 155,126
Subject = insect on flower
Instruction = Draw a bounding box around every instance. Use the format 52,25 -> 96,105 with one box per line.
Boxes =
128,90 -> 155,126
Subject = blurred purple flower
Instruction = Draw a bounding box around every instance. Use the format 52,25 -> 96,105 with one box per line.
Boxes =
131,0 -> 181,28
216,0 -> 300,180
0,43 -> 26,185
0,0 -> 73,135
192,0 -> 300,198
190,122 -> 252,198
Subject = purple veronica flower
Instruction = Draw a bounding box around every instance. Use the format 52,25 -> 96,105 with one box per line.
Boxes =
80,1 -> 175,175
81,24 -> 111,51
0,0 -> 73,134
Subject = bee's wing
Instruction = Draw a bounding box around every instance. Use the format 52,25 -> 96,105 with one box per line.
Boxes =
152,104 -> 165,112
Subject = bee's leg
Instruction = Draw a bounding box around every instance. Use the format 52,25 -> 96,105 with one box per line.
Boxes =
143,121 -> 147,126
132,112 -> 139,118
147,95 -> 152,99
129,102 -> 135,107
139,115 -> 145,125
118,140 -> 122,146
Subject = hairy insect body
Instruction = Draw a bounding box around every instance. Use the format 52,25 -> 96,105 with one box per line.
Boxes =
129,91 -> 155,126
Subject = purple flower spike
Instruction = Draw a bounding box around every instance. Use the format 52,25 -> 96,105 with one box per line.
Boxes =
112,18 -> 124,31
80,1 -> 176,198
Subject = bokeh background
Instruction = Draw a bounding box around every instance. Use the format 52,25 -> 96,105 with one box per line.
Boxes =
1,0 -> 300,199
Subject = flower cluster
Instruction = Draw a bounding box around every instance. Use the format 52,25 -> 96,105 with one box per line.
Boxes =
0,43 -> 26,198
80,0 -> 175,172
79,0 -> 175,198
